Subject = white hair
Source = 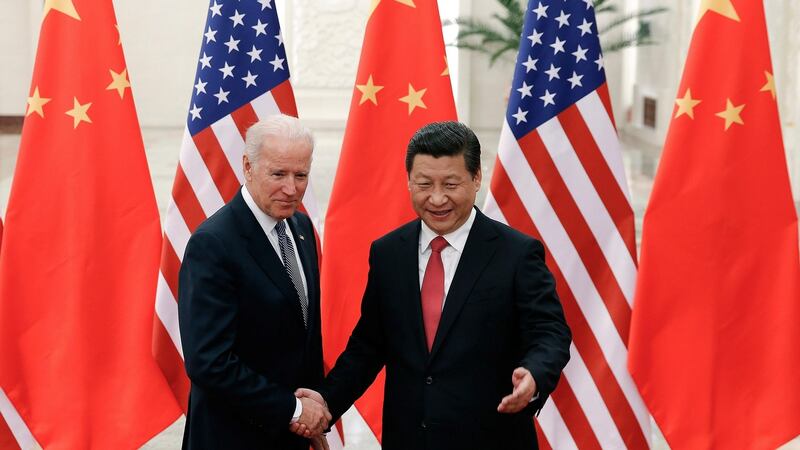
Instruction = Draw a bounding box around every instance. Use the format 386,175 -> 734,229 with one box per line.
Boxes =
244,114 -> 314,165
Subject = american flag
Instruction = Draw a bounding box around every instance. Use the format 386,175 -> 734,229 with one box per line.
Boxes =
483,1 -> 650,448
152,0 -> 321,411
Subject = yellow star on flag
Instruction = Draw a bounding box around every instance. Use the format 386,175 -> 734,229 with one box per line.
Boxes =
697,0 -> 739,24
106,68 -> 131,99
26,87 -> 52,118
65,97 -> 92,129
674,88 -> 701,119
356,75 -> 384,106
399,84 -> 427,115
441,56 -> 450,76
715,98 -> 745,131
43,0 -> 81,21
760,71 -> 776,100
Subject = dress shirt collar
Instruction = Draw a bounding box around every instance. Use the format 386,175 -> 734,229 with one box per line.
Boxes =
242,185 -> 279,236
419,207 -> 477,254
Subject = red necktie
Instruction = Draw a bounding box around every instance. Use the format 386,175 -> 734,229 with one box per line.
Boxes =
421,236 -> 448,351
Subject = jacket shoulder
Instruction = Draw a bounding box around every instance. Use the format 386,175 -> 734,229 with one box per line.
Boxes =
371,218 -> 419,250
478,210 -> 543,251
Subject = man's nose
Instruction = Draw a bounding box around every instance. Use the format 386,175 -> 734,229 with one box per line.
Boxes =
428,189 -> 447,206
281,177 -> 297,195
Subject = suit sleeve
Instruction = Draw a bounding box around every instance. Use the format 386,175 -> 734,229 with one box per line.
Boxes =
178,229 -> 296,430
515,239 -> 572,413
321,243 -> 387,422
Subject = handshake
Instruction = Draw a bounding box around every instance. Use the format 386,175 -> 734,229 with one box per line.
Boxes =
289,388 -> 331,450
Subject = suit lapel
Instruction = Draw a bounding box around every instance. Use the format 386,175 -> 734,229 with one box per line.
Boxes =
429,210 -> 498,361
398,221 -> 429,356
230,191 -> 303,324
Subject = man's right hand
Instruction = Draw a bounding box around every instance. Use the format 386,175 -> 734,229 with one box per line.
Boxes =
290,391 -> 331,437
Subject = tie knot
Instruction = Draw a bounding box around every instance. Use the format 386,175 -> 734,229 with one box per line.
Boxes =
275,220 -> 287,236
430,236 -> 449,253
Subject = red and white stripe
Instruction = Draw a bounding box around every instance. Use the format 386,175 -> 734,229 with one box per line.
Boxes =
152,80 -> 322,410
484,85 -> 651,449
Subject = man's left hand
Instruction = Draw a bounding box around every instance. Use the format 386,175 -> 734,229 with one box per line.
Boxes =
497,367 -> 537,413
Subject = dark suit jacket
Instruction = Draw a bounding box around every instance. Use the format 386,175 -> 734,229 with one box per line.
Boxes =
178,190 -> 323,450
323,208 -> 571,450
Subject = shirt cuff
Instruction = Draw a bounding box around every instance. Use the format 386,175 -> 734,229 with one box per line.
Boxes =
290,397 -> 303,423
530,391 -> 539,403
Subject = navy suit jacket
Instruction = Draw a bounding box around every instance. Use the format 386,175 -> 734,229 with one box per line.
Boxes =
178,190 -> 323,450
323,208 -> 571,450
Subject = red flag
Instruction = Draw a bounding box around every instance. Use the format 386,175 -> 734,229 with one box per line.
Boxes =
321,0 -> 456,441
0,422 -> 17,450
0,1 -> 182,448
628,1 -> 800,448
0,216 -> 16,450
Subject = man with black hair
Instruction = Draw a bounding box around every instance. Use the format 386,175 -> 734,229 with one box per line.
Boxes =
296,121 -> 571,450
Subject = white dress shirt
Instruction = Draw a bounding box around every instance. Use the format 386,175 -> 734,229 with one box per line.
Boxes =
418,208 -> 477,306
241,186 -> 307,422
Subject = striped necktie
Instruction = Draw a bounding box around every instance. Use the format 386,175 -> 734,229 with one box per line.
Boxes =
275,220 -> 308,328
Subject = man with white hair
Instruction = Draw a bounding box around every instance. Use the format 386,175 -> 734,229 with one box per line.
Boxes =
178,115 -> 330,449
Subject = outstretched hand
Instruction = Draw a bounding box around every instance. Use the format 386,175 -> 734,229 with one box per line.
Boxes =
497,367 -> 537,413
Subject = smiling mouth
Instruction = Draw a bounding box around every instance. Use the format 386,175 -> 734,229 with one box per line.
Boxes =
428,210 -> 451,218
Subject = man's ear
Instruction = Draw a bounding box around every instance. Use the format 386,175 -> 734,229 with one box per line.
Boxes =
243,155 -> 252,181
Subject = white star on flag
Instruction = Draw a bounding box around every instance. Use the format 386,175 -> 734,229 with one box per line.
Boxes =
512,107 -> 528,124
522,55 -> 538,72
247,45 -> 263,62
252,20 -> 268,36
533,2 -> 548,19
213,87 -> 230,104
189,104 -> 202,120
517,81 -> 533,99
545,63 -> 561,80
209,1 -> 222,17
224,36 -> 240,53
555,10 -> 570,28
219,62 -> 235,78
539,89 -> 556,106
229,10 -> 245,27
572,45 -> 588,62
568,71 -> 584,88
242,71 -> 258,88
194,79 -> 207,94
269,55 -> 285,71
199,52 -> 213,69
550,36 -> 566,54
527,29 -> 543,46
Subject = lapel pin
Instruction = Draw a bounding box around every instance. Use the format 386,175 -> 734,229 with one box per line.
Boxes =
299,235 -> 305,241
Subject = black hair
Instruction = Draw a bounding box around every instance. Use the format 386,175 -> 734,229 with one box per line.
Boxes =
405,121 -> 481,177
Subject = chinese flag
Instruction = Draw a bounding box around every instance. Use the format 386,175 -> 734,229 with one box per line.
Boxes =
628,1 -> 800,448
0,0 -> 181,448
321,0 -> 456,441
0,214 -> 17,450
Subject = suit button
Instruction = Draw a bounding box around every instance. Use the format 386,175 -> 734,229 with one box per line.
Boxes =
425,376 -> 433,385
420,421 -> 427,429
